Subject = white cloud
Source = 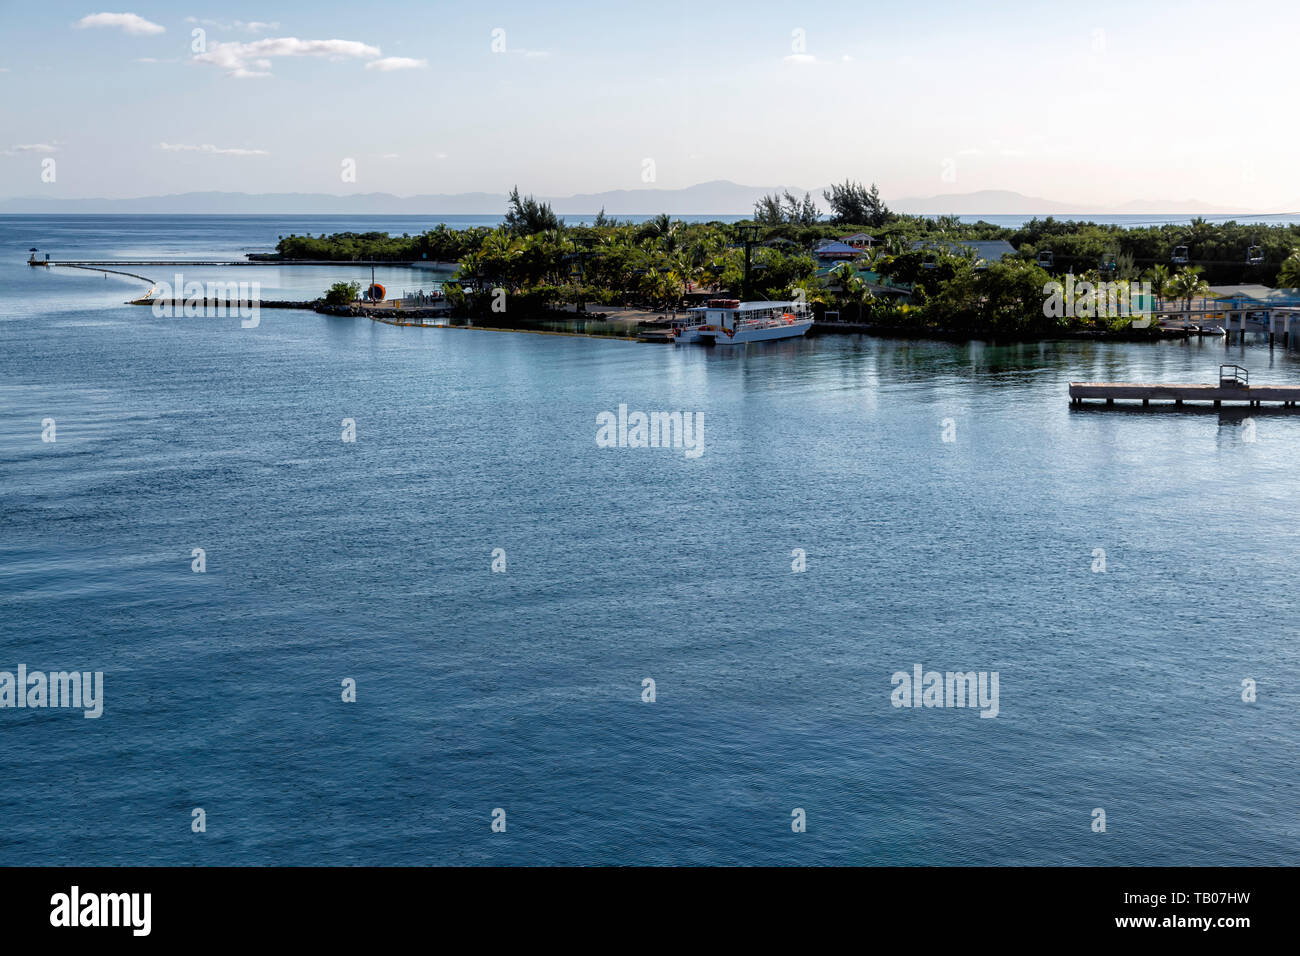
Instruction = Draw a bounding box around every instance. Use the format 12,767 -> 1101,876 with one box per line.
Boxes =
75,12 -> 166,35
185,18 -> 281,33
365,56 -> 428,71
193,36 -> 381,78
159,142 -> 268,156
3,143 -> 60,155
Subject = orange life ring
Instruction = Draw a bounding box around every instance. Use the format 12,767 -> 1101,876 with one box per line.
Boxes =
724,326 -> 735,337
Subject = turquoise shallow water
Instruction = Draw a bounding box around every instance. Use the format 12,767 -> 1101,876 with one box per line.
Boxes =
1,216 -> 1297,865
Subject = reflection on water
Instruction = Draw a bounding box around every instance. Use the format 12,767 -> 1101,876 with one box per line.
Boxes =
2,216 -> 1299,867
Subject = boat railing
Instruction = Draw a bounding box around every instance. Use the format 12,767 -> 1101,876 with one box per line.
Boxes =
681,304 -> 810,329
736,308 -> 809,326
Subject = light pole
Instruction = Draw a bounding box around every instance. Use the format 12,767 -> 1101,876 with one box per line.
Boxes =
737,225 -> 762,301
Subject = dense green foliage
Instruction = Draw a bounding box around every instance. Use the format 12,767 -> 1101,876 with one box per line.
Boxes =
296,188 -> 1300,333
503,186 -> 562,235
323,280 -> 361,305
822,180 -> 892,227
1280,252 -> 1300,287
445,216 -> 820,315
1010,216 -> 1300,285
277,226 -> 490,263
753,191 -> 821,226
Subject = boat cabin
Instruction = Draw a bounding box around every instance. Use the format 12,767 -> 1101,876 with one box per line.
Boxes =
684,298 -> 809,332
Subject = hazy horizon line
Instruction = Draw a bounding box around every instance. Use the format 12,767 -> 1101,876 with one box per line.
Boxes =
3,181 -> 1295,216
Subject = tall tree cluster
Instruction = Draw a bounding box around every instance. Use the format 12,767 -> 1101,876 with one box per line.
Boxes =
821,180 -> 892,227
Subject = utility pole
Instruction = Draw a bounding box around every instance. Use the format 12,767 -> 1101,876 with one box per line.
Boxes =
737,224 -> 761,301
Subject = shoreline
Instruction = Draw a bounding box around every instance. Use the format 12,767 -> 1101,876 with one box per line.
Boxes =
122,298 -> 1234,346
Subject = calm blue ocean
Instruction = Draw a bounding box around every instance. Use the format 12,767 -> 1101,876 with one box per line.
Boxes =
1,216 -> 1297,866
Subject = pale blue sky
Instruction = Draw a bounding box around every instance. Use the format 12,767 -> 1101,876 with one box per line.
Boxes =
2,0 -> 1298,207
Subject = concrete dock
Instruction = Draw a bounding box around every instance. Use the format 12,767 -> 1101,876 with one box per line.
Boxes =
1070,366 -> 1300,407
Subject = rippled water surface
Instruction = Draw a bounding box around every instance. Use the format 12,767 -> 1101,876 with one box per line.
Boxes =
1,216 -> 1297,865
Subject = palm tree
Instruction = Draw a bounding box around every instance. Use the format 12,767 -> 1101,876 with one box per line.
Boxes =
456,250 -> 484,287
829,262 -> 872,321
476,229 -> 524,290
642,213 -> 679,247
1278,251 -> 1300,288
1148,264 -> 1172,299
1144,264 -> 1173,315
1167,266 -> 1210,329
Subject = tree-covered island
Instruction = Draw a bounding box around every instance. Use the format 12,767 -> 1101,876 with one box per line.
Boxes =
275,183 -> 1300,336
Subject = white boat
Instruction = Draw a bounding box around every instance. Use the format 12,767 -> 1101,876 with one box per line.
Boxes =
670,299 -> 813,346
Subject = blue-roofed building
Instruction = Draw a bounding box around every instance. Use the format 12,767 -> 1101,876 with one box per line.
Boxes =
813,239 -> 863,262
909,239 -> 1017,266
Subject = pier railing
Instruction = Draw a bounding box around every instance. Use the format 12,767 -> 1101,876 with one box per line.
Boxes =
397,289 -> 443,307
1219,365 -> 1249,388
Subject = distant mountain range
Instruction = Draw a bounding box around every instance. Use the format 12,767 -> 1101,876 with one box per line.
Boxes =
886,189 -> 1261,217
0,180 -> 1275,217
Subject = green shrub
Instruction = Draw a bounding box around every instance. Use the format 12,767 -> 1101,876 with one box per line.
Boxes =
323,281 -> 361,306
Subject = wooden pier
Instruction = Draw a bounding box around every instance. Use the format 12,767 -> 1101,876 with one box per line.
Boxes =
1070,365 -> 1300,407
41,259 -> 427,267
